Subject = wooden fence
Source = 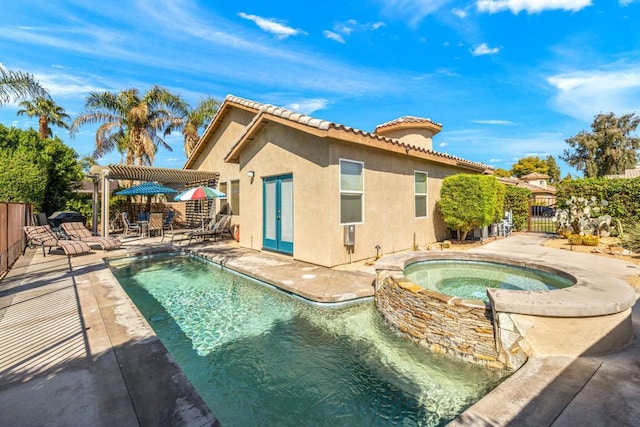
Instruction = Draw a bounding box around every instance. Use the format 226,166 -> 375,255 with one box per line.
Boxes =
0,202 -> 32,278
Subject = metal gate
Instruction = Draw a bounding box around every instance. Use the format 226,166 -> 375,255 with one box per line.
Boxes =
528,195 -> 557,233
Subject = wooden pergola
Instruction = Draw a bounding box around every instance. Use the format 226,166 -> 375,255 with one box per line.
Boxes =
88,165 -> 220,236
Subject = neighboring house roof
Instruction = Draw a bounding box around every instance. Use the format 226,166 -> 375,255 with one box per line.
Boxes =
497,176 -> 556,194
186,95 -> 491,173
520,172 -> 549,180
605,166 -> 640,179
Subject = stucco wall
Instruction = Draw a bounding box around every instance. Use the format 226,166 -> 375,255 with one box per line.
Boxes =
192,108 -> 255,221
236,124 -> 474,267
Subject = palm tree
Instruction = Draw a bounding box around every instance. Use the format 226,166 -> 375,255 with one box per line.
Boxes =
0,66 -> 49,106
17,97 -> 70,139
70,86 -> 188,166
167,97 -> 220,157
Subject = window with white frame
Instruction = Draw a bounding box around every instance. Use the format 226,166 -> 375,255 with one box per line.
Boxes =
414,171 -> 428,218
340,159 -> 364,224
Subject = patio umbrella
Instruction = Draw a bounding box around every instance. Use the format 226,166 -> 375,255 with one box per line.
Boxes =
115,181 -> 178,196
174,185 -> 226,229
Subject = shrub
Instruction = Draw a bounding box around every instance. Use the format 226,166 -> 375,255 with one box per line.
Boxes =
439,174 -> 503,240
621,223 -> 640,253
557,178 -> 640,226
504,185 -> 530,231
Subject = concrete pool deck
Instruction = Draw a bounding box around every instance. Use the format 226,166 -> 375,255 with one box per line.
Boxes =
0,233 -> 639,425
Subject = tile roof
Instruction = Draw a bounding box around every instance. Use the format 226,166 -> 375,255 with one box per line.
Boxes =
222,95 -> 490,171
375,115 -> 443,131
605,167 -> 640,179
497,177 -> 556,193
521,172 -> 549,180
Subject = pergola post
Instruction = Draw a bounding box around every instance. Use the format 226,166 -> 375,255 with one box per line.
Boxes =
100,169 -> 110,237
91,178 -> 99,235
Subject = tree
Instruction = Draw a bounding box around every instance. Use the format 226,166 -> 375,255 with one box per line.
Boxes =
70,86 -> 189,166
170,97 -> 221,157
494,168 -> 511,178
561,112 -> 640,178
17,96 -> 70,139
511,156 -> 548,178
0,66 -> 48,106
545,155 -> 561,183
439,174 -> 503,240
0,124 -> 83,213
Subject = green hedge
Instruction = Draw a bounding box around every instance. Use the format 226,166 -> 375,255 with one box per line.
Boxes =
439,174 -> 503,240
556,178 -> 640,225
504,185 -> 531,231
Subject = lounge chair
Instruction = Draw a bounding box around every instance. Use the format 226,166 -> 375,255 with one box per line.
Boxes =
60,221 -> 122,251
186,215 -> 232,246
121,212 -> 141,236
23,225 -> 92,257
162,218 -> 215,245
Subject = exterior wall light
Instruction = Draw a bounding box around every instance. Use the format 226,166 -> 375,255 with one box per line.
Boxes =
248,170 -> 255,178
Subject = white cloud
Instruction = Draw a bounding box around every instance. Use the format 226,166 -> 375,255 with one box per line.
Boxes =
285,98 -> 329,115
238,12 -> 304,39
376,0 -> 453,26
471,43 -> 500,56
439,142 -> 449,147
472,119 -> 515,125
476,0 -> 592,14
323,31 -> 345,43
452,8 -> 468,18
619,0 -> 637,5
547,68 -> 640,121
324,19 -> 385,43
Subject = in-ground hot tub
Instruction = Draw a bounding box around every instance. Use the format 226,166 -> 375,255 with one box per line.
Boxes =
403,259 -> 575,303
375,251 -> 636,370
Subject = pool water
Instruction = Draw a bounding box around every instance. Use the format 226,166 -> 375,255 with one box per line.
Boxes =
108,253 -> 504,426
404,260 -> 574,302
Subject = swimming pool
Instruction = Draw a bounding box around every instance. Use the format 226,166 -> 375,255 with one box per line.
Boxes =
107,252 -> 504,426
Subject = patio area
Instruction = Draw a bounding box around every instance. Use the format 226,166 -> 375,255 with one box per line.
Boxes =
0,233 -> 639,426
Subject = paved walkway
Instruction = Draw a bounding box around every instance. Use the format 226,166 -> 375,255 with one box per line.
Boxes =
452,234 -> 640,426
0,233 -> 639,426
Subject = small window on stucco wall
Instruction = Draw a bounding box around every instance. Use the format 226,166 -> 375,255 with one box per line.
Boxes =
230,180 -> 240,216
415,171 -> 428,218
340,159 -> 364,224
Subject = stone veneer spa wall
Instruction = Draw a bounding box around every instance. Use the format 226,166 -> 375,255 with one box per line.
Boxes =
375,251 -> 636,371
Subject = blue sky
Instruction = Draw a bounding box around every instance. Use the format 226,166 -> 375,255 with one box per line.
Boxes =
1,0 -> 639,177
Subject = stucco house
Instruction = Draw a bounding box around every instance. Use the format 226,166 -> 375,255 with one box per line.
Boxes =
185,95 -> 491,267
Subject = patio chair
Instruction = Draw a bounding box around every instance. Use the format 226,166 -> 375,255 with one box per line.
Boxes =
60,221 -> 122,251
162,218 -> 215,245
186,215 -> 232,246
148,212 -> 164,237
162,209 -> 175,231
121,212 -> 141,236
23,225 -> 92,258
498,210 -> 513,237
